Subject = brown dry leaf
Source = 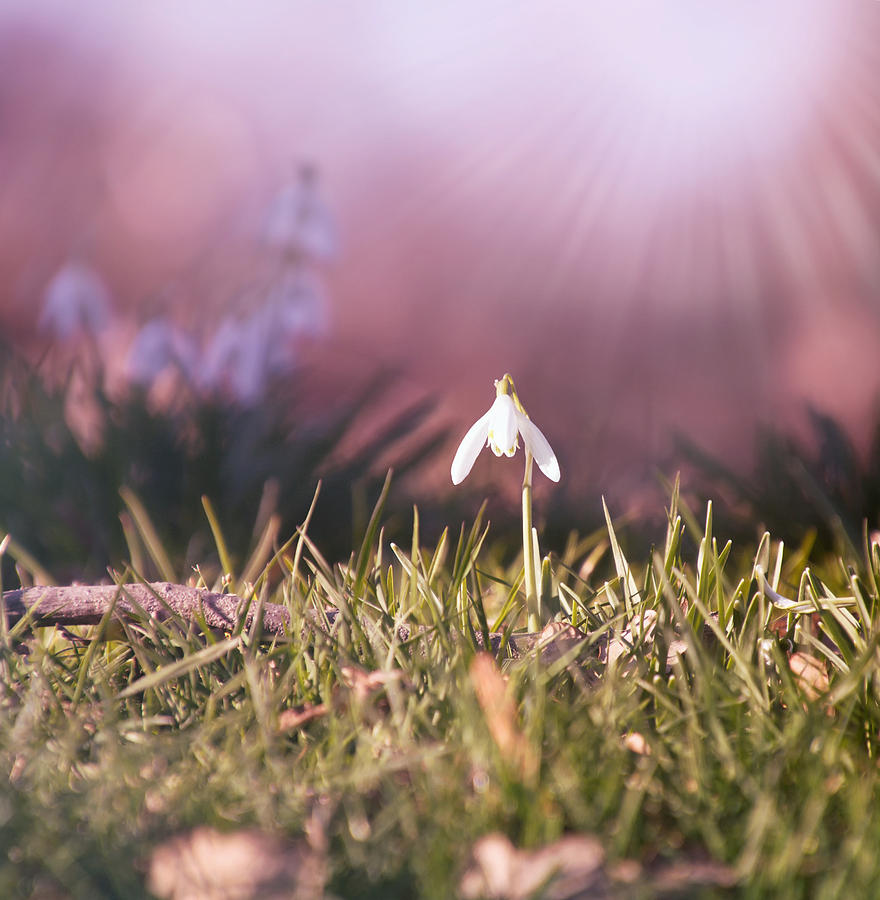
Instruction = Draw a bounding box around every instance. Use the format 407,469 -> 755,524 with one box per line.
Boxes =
339,665 -> 405,701
649,858 -> 738,893
604,636 -> 631,669
459,832 -> 607,900
470,653 -> 538,780
623,732 -> 651,756
666,639 -> 688,663
611,855 -> 737,894
147,827 -> 327,900
789,652 -> 830,700
459,833 -> 737,899
278,703 -> 328,732
277,667 -> 405,734
603,611 -> 661,670
9,753 -> 26,784
769,615 -> 789,637
625,610 -> 658,643
536,622 -> 589,665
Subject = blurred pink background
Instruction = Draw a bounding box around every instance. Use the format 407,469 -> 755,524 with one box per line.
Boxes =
2,1 -> 880,504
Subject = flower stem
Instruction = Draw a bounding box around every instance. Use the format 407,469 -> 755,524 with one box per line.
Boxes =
522,450 -> 540,632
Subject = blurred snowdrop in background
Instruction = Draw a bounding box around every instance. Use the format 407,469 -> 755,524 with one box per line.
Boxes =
125,315 -> 198,389
39,257 -> 112,343
195,167 -> 335,406
262,164 -> 338,263
267,267 -> 330,341
199,298 -> 299,407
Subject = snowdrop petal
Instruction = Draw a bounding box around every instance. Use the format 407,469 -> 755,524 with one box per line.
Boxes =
487,395 -> 519,457
451,409 -> 493,485
516,412 -> 561,482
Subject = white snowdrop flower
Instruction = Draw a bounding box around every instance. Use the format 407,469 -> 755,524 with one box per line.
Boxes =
263,165 -> 337,262
201,311 -> 271,405
451,377 -> 560,485
39,260 -> 112,340
270,267 -> 330,339
227,313 -> 272,405
198,315 -> 241,393
247,301 -> 298,379
125,317 -> 195,386
200,300 -> 301,406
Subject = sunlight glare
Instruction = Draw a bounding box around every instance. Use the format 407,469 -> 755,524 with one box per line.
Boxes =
581,1 -> 841,169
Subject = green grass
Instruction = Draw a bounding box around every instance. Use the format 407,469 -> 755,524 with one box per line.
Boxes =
3,476 -> 880,898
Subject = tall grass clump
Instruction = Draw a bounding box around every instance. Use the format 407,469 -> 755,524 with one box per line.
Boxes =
678,404 -> 880,556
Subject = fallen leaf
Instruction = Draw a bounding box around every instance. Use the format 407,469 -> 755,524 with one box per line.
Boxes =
666,639 -> 689,664
789,652 -> 830,700
278,703 -> 328,732
148,827 -> 327,900
470,653 -> 538,780
536,621 -> 589,665
649,858 -> 738,893
460,834 -> 738,899
604,636 -> 631,669
339,665 -> 405,701
603,611 -> 659,670
278,667 -> 407,734
460,832 -> 606,900
623,732 -> 651,756
625,610 -> 658,643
